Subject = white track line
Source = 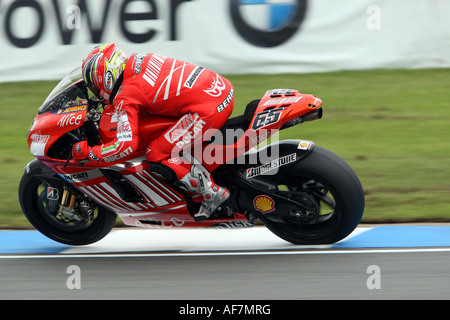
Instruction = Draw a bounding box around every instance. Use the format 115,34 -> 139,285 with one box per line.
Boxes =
1,248 -> 450,259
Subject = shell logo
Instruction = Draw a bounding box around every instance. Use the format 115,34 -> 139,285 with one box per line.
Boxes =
253,195 -> 275,214
298,140 -> 313,150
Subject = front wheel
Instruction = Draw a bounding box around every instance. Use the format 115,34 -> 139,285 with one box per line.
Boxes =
260,146 -> 364,244
18,173 -> 117,246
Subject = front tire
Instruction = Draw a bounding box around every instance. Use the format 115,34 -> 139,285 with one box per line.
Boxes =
260,146 -> 364,244
18,173 -> 117,246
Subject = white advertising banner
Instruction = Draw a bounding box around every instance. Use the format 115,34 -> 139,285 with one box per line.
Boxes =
0,0 -> 449,82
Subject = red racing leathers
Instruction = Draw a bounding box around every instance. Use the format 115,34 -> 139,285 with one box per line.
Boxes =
82,53 -> 234,179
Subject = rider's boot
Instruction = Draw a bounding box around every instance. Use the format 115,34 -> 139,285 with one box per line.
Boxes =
176,165 -> 230,222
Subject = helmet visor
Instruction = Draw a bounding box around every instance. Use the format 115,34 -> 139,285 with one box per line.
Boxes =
82,53 -> 101,99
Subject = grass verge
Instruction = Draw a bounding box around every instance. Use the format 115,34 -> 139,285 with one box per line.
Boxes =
1,68 -> 450,228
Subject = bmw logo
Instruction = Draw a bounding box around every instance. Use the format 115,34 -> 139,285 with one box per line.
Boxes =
229,0 -> 308,47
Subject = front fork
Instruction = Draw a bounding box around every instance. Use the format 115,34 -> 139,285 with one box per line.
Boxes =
57,187 -> 77,220
24,158 -> 94,223
55,186 -> 93,223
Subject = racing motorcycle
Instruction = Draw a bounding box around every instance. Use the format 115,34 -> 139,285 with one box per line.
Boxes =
19,67 -> 364,246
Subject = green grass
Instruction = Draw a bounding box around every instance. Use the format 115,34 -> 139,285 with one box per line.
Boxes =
0,80 -> 58,228
2,68 -> 450,228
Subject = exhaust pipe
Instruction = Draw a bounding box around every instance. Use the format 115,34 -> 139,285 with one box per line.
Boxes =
280,107 -> 323,130
302,107 -> 323,122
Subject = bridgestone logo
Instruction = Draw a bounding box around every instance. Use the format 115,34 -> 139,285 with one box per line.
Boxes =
184,66 -> 204,88
246,153 -> 297,178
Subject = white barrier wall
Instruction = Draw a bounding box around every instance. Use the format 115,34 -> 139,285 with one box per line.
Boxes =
0,0 -> 449,82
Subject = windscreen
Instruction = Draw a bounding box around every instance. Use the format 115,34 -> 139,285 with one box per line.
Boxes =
37,67 -> 88,114
37,82 -> 89,115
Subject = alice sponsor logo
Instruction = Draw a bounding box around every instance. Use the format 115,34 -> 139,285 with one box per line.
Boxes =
57,113 -> 83,127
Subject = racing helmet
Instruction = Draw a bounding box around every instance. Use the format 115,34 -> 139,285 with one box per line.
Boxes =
82,43 -> 128,103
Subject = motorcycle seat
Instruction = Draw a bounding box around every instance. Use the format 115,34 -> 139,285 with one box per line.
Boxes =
207,99 -> 260,145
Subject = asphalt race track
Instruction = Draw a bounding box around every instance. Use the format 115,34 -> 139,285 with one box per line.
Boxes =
1,225 -> 449,300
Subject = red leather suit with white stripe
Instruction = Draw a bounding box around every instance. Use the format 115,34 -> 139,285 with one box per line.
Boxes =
90,53 -> 235,179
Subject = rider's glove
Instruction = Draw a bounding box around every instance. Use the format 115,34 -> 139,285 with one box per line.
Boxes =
72,141 -> 90,161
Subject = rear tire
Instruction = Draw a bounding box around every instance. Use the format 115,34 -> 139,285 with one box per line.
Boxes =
18,173 -> 117,246
260,146 -> 364,244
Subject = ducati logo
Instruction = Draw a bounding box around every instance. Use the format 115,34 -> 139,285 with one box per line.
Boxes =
229,0 -> 308,47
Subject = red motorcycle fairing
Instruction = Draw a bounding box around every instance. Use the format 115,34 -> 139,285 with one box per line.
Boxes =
37,156 -> 249,228
30,109 -> 178,166
26,83 -> 321,229
28,101 -> 89,158
203,89 -> 322,173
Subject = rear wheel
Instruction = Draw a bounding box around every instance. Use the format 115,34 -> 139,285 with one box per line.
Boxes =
260,146 -> 364,244
18,173 -> 116,246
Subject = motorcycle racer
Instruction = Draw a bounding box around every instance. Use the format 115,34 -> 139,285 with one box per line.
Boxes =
72,43 -> 233,222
